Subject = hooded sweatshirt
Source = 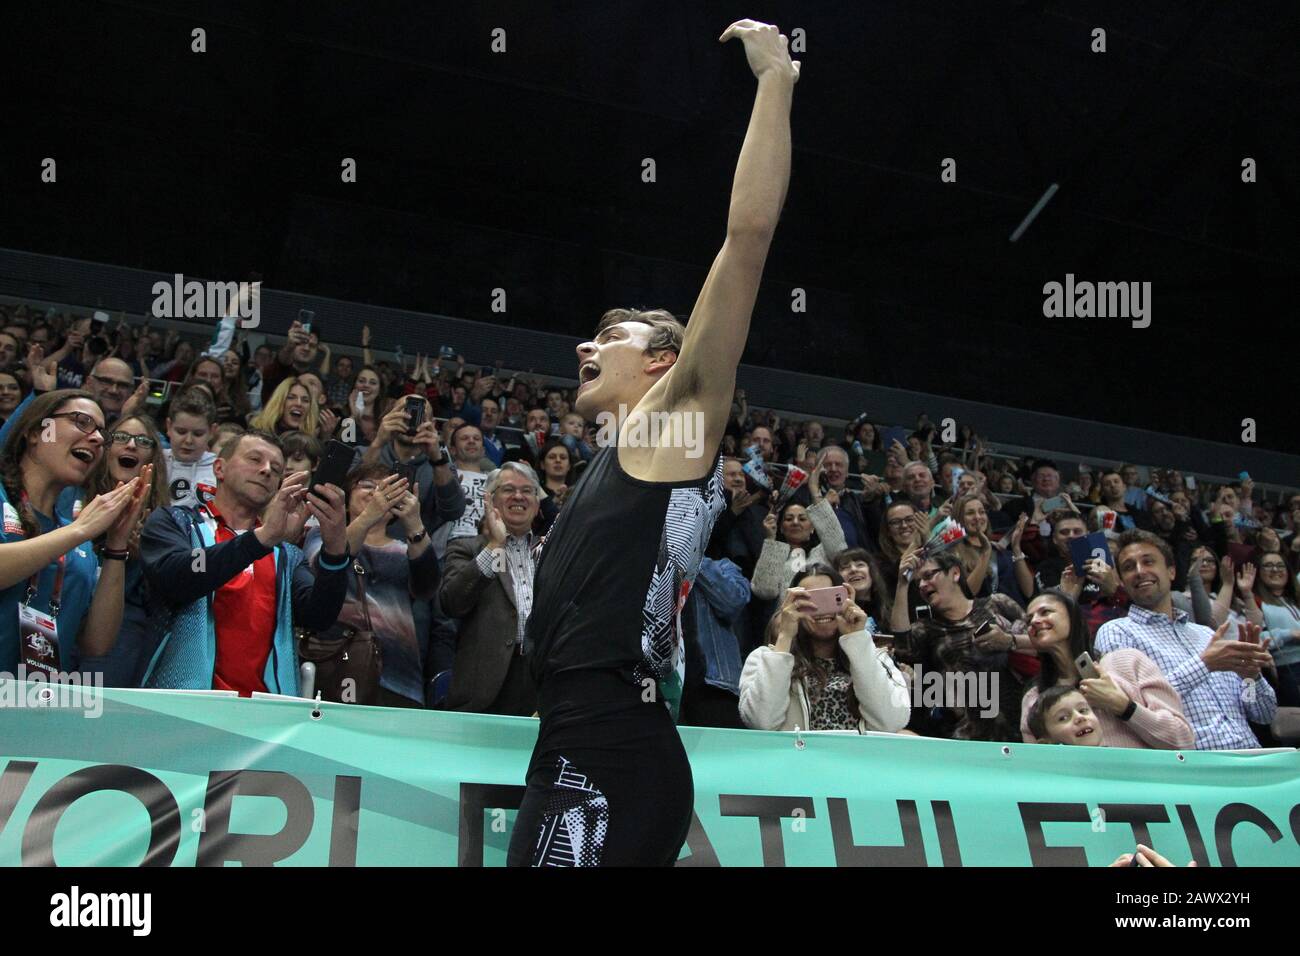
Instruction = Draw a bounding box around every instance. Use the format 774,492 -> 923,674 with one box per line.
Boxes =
163,449 -> 218,509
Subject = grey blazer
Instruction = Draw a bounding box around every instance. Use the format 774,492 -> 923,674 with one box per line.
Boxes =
439,533 -> 531,712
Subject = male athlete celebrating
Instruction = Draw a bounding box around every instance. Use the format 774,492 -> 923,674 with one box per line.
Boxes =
507,19 -> 798,867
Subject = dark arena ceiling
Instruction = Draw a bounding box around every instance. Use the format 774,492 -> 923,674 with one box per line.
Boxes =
5,1 -> 1299,452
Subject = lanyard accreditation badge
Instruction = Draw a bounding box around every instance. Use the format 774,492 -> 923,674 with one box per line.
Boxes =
16,488 -> 67,677
19,554 -> 65,677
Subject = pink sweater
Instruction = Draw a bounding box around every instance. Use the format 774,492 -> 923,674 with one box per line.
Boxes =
1020,647 -> 1194,749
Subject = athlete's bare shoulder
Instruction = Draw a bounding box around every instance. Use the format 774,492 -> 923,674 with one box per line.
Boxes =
615,373 -> 721,483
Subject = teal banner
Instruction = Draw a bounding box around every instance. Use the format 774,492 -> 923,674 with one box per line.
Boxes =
0,684 -> 1297,866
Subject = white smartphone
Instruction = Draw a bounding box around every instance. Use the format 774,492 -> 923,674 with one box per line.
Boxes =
1075,651 -> 1101,681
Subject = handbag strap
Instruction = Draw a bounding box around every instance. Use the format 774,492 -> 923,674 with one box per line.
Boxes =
352,558 -> 375,632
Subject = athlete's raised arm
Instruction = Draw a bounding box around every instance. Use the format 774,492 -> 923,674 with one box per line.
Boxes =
666,20 -> 798,441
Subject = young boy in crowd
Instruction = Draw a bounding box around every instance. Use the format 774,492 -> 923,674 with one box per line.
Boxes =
1028,685 -> 1105,746
558,411 -> 595,462
163,394 -> 218,508
281,430 -> 323,478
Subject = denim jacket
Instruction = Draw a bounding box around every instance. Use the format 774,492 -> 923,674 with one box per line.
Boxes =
691,557 -> 751,695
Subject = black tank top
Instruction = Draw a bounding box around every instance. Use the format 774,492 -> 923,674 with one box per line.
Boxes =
525,443 -> 725,688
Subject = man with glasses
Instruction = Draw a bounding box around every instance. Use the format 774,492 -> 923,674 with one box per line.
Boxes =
85,357 -> 146,419
0,355 -> 145,455
440,463 -> 543,715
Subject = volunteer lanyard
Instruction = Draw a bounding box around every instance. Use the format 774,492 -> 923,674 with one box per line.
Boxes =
20,491 -> 68,619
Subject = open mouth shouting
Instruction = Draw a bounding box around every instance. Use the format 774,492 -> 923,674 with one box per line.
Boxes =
117,451 -> 141,470
70,446 -> 98,468
577,361 -> 601,391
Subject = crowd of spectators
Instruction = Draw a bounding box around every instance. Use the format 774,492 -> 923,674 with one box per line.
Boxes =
1,299 -> 1297,754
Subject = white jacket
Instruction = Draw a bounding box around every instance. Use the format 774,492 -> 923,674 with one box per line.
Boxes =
738,629 -> 911,733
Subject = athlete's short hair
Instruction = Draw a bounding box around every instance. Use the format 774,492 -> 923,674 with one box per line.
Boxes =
594,308 -> 684,356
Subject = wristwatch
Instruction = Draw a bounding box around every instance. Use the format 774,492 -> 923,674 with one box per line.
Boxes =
408,529 -> 428,545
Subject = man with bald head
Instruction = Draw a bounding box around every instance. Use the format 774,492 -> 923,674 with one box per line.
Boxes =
85,356 -> 146,419
0,356 -> 145,458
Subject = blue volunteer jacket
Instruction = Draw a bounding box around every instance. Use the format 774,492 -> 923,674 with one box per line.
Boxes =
138,505 -> 349,693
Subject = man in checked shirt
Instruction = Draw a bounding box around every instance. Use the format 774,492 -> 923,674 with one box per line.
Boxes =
1096,529 -> 1276,749
440,462 -> 542,715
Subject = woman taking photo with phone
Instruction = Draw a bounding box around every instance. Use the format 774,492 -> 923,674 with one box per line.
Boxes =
0,390 -> 150,673
739,564 -> 910,733
1020,588 -> 1192,748
302,463 -> 437,707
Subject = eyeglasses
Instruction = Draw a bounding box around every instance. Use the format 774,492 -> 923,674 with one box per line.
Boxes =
111,431 -> 157,449
89,373 -> 133,393
1260,564 -> 1288,573
48,411 -> 108,442
887,518 -> 914,529
918,568 -> 944,584
496,485 -> 537,498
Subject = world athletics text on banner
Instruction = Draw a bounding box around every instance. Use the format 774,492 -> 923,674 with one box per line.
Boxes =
0,684 -> 1296,866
